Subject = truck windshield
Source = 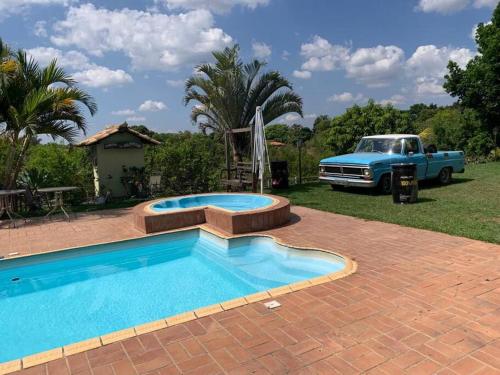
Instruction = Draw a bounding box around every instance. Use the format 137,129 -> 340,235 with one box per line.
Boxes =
355,138 -> 402,154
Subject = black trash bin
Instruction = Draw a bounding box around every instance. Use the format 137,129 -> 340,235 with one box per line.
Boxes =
391,163 -> 418,204
270,161 -> 289,189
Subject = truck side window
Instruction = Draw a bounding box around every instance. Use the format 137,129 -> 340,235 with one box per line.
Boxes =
392,140 -> 402,154
405,138 -> 421,154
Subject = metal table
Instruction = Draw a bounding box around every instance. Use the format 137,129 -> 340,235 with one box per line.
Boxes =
38,186 -> 78,221
0,189 -> 26,228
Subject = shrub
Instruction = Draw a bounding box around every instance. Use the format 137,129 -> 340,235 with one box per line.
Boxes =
24,143 -> 93,189
146,132 -> 224,195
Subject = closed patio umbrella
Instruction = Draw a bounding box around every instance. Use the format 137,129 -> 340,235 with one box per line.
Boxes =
252,106 -> 271,194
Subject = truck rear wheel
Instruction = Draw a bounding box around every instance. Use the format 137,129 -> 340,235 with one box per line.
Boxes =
438,167 -> 452,185
377,174 -> 392,194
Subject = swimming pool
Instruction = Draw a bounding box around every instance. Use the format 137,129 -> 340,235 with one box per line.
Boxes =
150,193 -> 275,212
0,229 -> 348,363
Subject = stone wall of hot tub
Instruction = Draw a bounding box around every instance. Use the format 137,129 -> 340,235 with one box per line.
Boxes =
133,194 -> 290,234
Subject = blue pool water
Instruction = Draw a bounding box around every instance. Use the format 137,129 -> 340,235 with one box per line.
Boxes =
150,193 -> 274,212
0,229 -> 345,362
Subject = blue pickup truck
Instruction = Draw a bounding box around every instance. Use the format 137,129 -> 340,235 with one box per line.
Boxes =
319,134 -> 465,193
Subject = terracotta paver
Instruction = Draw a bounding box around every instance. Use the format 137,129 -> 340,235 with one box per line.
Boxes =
1,205 -> 499,374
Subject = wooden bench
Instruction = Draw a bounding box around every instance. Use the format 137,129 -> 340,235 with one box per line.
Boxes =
221,162 -> 255,191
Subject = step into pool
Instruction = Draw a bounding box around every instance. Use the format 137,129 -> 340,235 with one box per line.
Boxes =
0,229 -> 347,363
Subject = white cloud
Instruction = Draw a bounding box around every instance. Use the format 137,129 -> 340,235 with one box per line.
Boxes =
304,114 -> 317,119
328,92 -> 365,103
0,0 -> 72,20
297,37 -> 404,87
282,113 -> 301,123
112,109 -> 136,116
417,0 -> 469,13
34,20 -> 48,37
126,116 -> 146,123
51,4 -> 233,71
379,94 -> 406,106
406,44 -> 474,96
345,45 -> 405,87
166,79 -> 185,87
26,47 -> 92,70
473,0 -> 499,7
415,77 -> 446,95
252,41 -> 272,59
406,45 -> 474,78
281,50 -> 290,61
26,47 -> 134,89
416,0 -> 497,13
163,0 -> 270,14
300,35 -> 350,72
139,100 -> 167,112
292,70 -> 312,79
72,67 -> 133,88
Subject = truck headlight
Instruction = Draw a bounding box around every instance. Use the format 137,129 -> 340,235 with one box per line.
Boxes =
319,166 -> 325,173
363,169 -> 373,179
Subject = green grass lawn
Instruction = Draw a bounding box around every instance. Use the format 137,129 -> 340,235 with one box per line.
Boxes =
272,161 -> 500,244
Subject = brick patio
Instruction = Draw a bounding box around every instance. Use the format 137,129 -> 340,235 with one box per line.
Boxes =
1,206 -> 500,374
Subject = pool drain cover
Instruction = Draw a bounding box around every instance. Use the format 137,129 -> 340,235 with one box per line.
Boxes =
264,300 -> 281,309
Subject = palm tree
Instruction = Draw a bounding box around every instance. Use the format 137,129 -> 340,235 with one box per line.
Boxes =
0,39 -> 97,189
184,45 -> 303,162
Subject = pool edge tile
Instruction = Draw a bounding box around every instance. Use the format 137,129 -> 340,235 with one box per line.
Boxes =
22,348 -> 62,369
289,280 -> 312,291
268,285 -> 293,297
0,360 -> 21,375
101,328 -> 136,345
63,338 -> 102,356
221,297 -> 247,310
308,275 -> 332,286
165,311 -> 196,326
194,304 -> 223,318
134,319 -> 168,336
244,291 -> 271,303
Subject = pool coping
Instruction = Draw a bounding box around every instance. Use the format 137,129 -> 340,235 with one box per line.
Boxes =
0,224 -> 357,374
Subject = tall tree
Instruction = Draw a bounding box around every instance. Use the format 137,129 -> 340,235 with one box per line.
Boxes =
184,45 -> 303,162
444,3 -> 500,145
0,39 -> 97,188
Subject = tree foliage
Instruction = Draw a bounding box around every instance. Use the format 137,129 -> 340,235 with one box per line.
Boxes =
444,3 -> 500,142
0,38 -> 96,188
24,143 -> 93,189
417,108 -> 493,157
265,123 -> 312,145
326,100 -> 414,155
184,45 -> 302,161
145,132 -> 225,195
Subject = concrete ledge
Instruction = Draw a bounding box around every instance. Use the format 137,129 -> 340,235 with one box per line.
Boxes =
133,193 -> 290,235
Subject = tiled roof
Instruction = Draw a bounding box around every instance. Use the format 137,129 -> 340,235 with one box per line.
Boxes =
77,123 -> 161,146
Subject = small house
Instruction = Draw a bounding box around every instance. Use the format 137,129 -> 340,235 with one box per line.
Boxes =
77,123 -> 160,197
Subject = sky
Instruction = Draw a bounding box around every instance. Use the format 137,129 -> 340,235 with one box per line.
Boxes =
0,0 -> 498,138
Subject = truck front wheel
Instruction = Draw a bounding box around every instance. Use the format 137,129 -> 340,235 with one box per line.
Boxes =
377,174 -> 392,194
438,167 -> 452,185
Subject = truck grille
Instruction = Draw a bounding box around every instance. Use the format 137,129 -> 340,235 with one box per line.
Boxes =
322,165 -> 364,176
324,166 -> 341,174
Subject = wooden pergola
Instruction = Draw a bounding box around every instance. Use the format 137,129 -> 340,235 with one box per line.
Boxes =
222,126 -> 257,192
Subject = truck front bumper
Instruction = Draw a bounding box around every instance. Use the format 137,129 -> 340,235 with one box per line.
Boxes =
319,175 -> 376,188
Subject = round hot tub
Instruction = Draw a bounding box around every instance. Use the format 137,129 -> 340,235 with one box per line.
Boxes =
133,193 -> 290,235
150,193 -> 275,212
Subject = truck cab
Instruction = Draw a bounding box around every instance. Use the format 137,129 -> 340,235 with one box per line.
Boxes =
319,135 -> 465,193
